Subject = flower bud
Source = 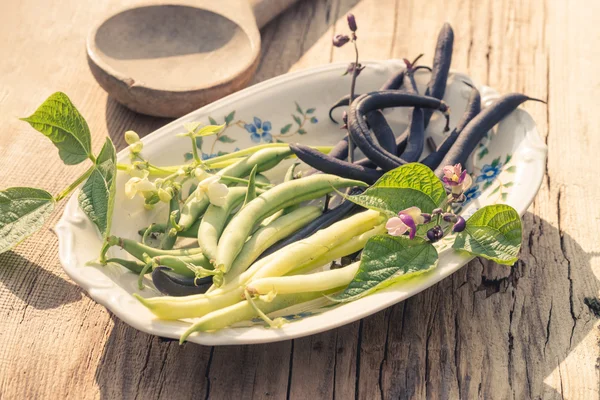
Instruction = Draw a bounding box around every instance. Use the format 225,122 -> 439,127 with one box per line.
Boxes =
158,188 -> 172,203
432,208 -> 443,215
124,130 -> 140,145
130,141 -> 143,154
333,34 -> 350,47
442,212 -> 457,223
426,225 -> 444,242
452,216 -> 466,233
421,213 -> 432,224
347,13 -> 357,32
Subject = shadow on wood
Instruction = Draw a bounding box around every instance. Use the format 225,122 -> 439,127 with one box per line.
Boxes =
0,251 -> 82,310
92,213 -> 599,399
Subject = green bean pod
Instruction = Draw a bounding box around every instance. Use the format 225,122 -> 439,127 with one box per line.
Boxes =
138,220 -> 200,239
178,147 -> 292,230
249,210 -> 383,281
198,187 -> 248,263
160,195 -> 181,250
256,163 -> 298,227
287,223 -> 385,276
135,210 -> 379,320
179,289 -> 340,343
153,254 -> 213,278
108,236 -> 204,261
106,257 -> 146,274
247,262 -> 360,295
217,147 -> 293,180
215,174 -> 368,273
222,205 -> 323,285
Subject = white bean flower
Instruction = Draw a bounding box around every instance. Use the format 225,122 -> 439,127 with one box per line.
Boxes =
197,175 -> 228,207
124,176 -> 157,199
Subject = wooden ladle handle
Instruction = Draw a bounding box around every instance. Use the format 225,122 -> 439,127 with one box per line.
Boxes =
250,0 -> 300,29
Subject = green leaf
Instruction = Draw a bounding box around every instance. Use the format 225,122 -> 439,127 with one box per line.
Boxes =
78,138 -> 116,236
224,111 -> 236,125
483,180 -> 493,190
280,124 -> 293,134
306,108 -> 316,114
346,163 -> 446,216
184,152 -> 193,162
506,166 -> 517,173
0,187 -> 56,254
489,185 -> 501,195
491,157 -> 501,167
208,116 -> 218,125
21,92 -> 92,165
183,122 -> 202,134
452,204 -> 522,265
195,124 -> 225,137
297,129 -> 307,135
275,139 -> 286,143
195,136 -> 203,150
504,154 -> 512,164
242,165 -> 258,208
333,235 -> 438,302
478,148 -> 489,160
292,115 -> 302,126
295,102 -> 304,116
503,182 -> 514,188
501,193 -> 508,201
217,134 -> 236,143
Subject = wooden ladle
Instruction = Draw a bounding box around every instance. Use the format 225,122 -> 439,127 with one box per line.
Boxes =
87,0 -> 298,117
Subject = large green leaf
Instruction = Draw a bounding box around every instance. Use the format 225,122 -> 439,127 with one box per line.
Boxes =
21,92 -> 92,165
346,163 -> 446,216
452,204 -> 522,265
333,235 -> 438,302
0,188 -> 56,254
78,138 -> 116,236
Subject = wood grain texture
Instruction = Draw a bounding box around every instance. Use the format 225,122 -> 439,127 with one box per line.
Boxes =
1,0 -> 599,399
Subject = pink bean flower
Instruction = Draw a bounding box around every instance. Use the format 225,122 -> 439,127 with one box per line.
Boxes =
442,163 -> 472,195
385,206 -> 426,239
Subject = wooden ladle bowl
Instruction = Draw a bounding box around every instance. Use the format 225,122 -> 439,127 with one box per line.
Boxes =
87,0 -> 297,117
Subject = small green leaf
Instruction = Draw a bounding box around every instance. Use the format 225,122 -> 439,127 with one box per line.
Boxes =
78,138 -> 117,236
478,148 -> 489,159
306,108 -> 316,114
297,129 -> 307,135
506,166 -> 517,173
183,122 -> 202,134
503,182 -> 514,188
292,115 -> 302,126
275,139 -> 286,143
501,193 -> 509,201
504,154 -> 512,164
224,111 -> 236,125
195,124 -> 225,137
242,165 -> 258,208
491,157 -> 501,167
483,180 -> 493,190
208,116 -> 218,125
0,187 -> 56,254
333,235 -> 438,302
452,204 -> 522,265
217,134 -> 236,143
489,185 -> 501,195
280,124 -> 293,134
21,92 -> 92,165
195,136 -> 203,150
295,102 -> 304,116
216,150 -> 228,156
184,152 -> 193,162
346,163 -> 446,216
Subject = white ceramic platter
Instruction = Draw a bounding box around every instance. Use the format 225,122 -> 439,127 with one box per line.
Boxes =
56,60 -> 547,345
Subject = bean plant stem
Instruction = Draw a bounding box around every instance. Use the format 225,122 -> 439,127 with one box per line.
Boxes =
54,164 -> 96,201
347,38 -> 360,163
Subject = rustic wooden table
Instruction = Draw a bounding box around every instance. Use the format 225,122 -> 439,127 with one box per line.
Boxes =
1,0 -> 599,399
